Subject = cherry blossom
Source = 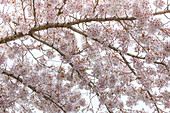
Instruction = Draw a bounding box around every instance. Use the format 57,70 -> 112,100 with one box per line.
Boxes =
0,0 -> 169,113
153,0 -> 165,9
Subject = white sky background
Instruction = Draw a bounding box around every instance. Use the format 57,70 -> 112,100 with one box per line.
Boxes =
0,0 -> 170,113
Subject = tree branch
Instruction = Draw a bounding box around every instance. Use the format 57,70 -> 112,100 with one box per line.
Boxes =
0,10 -> 169,44
67,26 -> 169,71
153,10 -> 170,15
67,26 -> 164,113
1,70 -> 66,113
29,33 -> 114,113
0,16 -> 136,44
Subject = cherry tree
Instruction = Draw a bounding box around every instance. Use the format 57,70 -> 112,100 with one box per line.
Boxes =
0,0 -> 169,112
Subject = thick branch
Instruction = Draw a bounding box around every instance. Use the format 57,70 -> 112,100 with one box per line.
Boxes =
153,10 -> 170,15
0,32 -> 26,44
0,16 -> 136,44
0,9 -> 169,44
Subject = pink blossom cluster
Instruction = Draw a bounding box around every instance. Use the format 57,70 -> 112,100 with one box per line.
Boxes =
0,0 -> 169,113
153,0 -> 165,9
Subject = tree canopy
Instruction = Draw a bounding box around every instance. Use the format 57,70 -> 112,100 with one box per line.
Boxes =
0,0 -> 169,112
